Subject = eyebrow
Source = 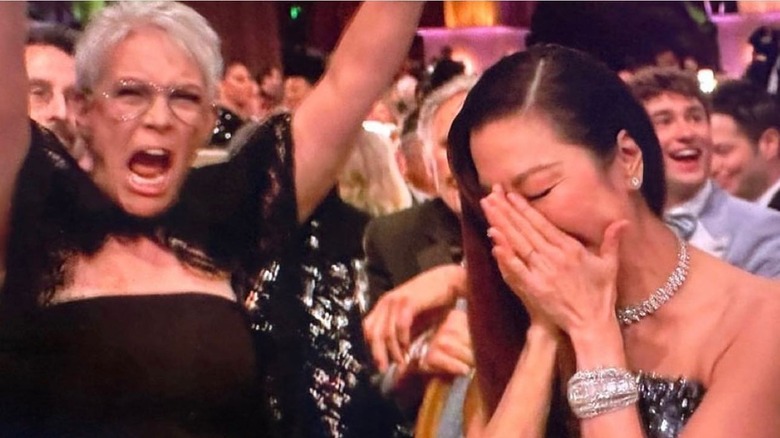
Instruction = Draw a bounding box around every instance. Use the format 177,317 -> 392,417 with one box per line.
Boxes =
649,104 -> 706,119
28,79 -> 52,88
479,161 -> 561,192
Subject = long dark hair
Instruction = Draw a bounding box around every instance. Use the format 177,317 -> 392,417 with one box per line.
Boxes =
448,44 -> 666,435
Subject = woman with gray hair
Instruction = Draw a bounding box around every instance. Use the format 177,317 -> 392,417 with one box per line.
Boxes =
0,2 -> 422,436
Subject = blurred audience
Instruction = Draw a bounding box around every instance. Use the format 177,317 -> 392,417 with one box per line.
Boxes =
395,109 -> 437,204
710,79 -> 780,209
628,67 -> 780,277
25,23 -> 91,169
282,46 -> 326,112
338,127 -> 412,217
211,60 -> 253,147
362,76 -> 478,434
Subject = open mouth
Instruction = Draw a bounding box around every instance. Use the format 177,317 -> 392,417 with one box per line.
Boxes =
668,148 -> 701,164
127,148 -> 172,194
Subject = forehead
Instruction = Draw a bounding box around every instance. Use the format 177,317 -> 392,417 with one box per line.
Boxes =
432,91 -> 467,136
25,45 -> 75,78
103,27 -> 204,85
471,112 -> 590,186
226,64 -> 249,77
643,92 -> 705,115
711,113 -> 748,138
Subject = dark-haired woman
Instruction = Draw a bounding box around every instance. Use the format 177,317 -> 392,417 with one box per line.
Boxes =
439,45 -> 780,437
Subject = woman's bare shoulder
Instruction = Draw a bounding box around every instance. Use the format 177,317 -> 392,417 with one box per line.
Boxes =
714,265 -> 780,330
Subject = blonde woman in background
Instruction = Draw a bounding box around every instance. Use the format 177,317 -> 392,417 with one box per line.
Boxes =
339,126 -> 413,216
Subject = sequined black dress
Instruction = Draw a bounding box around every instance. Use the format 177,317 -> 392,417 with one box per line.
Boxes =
244,189 -> 410,438
556,373 -> 705,438
637,374 -> 705,438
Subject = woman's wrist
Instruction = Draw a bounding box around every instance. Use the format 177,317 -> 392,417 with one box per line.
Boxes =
525,324 -> 561,356
445,263 -> 468,299
568,321 -> 627,370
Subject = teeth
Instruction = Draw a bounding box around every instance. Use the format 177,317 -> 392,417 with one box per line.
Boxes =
130,172 -> 165,186
144,148 -> 168,157
672,149 -> 699,158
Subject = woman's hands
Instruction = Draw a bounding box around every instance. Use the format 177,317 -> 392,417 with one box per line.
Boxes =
363,263 -> 467,372
419,307 -> 473,376
480,185 -> 627,340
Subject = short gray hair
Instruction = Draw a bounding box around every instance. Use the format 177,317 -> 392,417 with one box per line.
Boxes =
417,75 -> 478,148
417,75 -> 478,182
75,1 -> 223,99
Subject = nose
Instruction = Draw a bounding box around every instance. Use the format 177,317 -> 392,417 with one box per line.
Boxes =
47,91 -> 69,122
142,92 -> 174,126
672,118 -> 703,143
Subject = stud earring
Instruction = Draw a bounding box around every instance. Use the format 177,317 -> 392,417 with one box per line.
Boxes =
630,176 -> 641,188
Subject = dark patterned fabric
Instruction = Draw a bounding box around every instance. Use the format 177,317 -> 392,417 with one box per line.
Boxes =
0,116 -> 298,436
245,192 -> 410,438
210,106 -> 245,147
637,374 -> 705,438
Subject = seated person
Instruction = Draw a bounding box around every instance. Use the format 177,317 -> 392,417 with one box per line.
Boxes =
709,79 -> 780,209
628,67 -> 780,278
363,77 -> 477,434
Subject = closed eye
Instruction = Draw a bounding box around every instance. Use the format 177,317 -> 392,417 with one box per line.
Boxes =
526,186 -> 553,201
526,180 -> 563,202
170,89 -> 203,105
113,83 -> 147,99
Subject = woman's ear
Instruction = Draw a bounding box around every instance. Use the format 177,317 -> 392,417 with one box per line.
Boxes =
616,129 -> 644,188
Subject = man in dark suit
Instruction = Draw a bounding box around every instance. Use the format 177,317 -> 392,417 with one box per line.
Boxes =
364,197 -> 461,304
364,76 -> 477,308
363,77 -> 477,433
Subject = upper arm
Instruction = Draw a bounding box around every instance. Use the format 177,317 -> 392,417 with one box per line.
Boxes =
681,302 -> 780,437
0,4 -> 32,269
291,2 -> 423,221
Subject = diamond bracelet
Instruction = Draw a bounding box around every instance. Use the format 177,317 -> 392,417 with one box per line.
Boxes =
567,367 -> 639,419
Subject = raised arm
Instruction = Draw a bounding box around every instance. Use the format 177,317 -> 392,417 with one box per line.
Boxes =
292,2 -> 424,221
0,3 -> 31,272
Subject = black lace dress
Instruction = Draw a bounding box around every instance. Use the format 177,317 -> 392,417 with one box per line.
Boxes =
244,189 -> 410,438
0,117 -> 298,436
0,116 -> 406,437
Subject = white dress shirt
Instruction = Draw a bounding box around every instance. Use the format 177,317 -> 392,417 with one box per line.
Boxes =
665,180 -> 729,258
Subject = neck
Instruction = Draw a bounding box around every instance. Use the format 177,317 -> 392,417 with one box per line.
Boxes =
764,166 -> 780,195
615,213 -> 682,309
664,181 -> 706,210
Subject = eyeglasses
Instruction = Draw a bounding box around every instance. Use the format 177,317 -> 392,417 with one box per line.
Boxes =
95,79 -> 212,126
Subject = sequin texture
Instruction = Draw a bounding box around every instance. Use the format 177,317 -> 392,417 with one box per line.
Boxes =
637,373 -> 705,438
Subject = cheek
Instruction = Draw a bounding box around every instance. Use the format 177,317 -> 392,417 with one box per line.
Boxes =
537,182 -> 622,246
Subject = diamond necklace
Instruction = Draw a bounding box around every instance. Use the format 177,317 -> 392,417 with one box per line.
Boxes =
616,238 -> 690,326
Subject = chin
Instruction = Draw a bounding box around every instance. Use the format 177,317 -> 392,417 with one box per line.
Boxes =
121,196 -> 175,218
